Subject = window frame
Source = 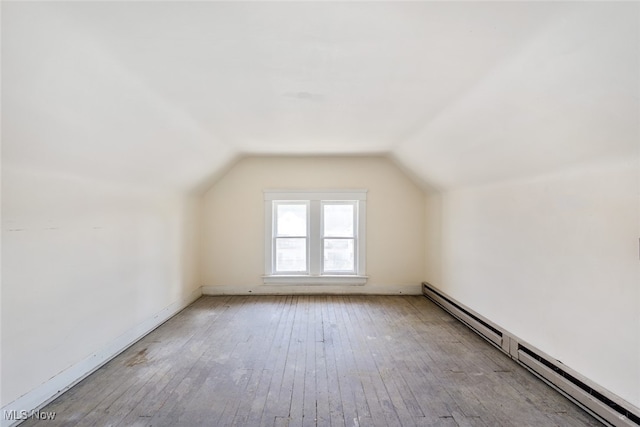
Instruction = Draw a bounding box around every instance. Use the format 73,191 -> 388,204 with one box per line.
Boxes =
272,200 -> 310,275
321,200 -> 357,275
263,189 -> 367,285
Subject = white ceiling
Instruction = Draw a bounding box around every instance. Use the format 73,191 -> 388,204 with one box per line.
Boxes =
3,1 -> 638,192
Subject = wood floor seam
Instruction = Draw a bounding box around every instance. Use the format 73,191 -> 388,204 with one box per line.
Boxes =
20,296 -> 604,427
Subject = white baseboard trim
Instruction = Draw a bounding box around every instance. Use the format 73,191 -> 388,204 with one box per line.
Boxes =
202,283 -> 421,295
1,287 -> 202,427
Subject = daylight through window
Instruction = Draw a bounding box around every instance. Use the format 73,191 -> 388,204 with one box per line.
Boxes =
264,190 -> 367,285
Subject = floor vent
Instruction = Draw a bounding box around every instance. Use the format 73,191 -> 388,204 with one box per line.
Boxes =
422,282 -> 640,427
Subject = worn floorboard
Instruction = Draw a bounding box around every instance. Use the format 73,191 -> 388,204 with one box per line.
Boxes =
21,296 -> 603,427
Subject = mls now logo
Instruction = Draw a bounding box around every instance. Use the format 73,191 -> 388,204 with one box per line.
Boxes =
3,410 -> 56,421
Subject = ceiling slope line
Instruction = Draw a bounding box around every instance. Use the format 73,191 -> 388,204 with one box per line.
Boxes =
391,3 -> 639,191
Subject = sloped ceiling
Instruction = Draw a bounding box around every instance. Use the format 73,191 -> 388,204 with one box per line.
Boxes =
2,2 -> 638,192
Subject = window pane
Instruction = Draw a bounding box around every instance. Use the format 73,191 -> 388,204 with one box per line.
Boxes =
276,238 -> 307,272
276,204 -> 307,237
323,204 -> 354,237
323,239 -> 354,272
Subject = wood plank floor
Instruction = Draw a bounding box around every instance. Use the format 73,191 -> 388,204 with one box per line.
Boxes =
22,296 -> 603,426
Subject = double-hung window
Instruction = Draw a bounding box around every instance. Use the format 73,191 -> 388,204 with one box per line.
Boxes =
264,190 -> 367,285
273,202 -> 309,273
322,201 -> 356,273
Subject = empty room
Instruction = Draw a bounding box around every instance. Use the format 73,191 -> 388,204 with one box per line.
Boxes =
1,1 -> 639,426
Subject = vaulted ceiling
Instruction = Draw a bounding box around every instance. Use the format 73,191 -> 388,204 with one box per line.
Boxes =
3,2 -> 638,192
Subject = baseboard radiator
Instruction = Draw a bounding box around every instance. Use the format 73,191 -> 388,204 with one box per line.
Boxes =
422,282 -> 640,427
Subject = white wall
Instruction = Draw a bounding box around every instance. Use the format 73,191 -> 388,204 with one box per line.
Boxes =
425,157 -> 640,407
1,165 -> 201,410
201,156 -> 425,294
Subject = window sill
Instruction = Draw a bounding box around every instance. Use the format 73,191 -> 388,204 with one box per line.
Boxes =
262,275 -> 368,286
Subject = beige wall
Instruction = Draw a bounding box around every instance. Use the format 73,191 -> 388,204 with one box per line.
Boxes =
425,157 -> 640,407
1,165 -> 201,408
201,156 -> 426,294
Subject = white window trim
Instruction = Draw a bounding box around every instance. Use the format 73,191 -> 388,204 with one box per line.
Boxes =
264,189 -> 367,285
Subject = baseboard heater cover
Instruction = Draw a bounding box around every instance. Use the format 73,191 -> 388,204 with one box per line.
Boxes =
422,282 -> 640,427
421,282 -> 509,352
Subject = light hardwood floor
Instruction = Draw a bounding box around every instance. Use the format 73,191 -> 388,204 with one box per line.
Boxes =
22,296 -> 603,426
